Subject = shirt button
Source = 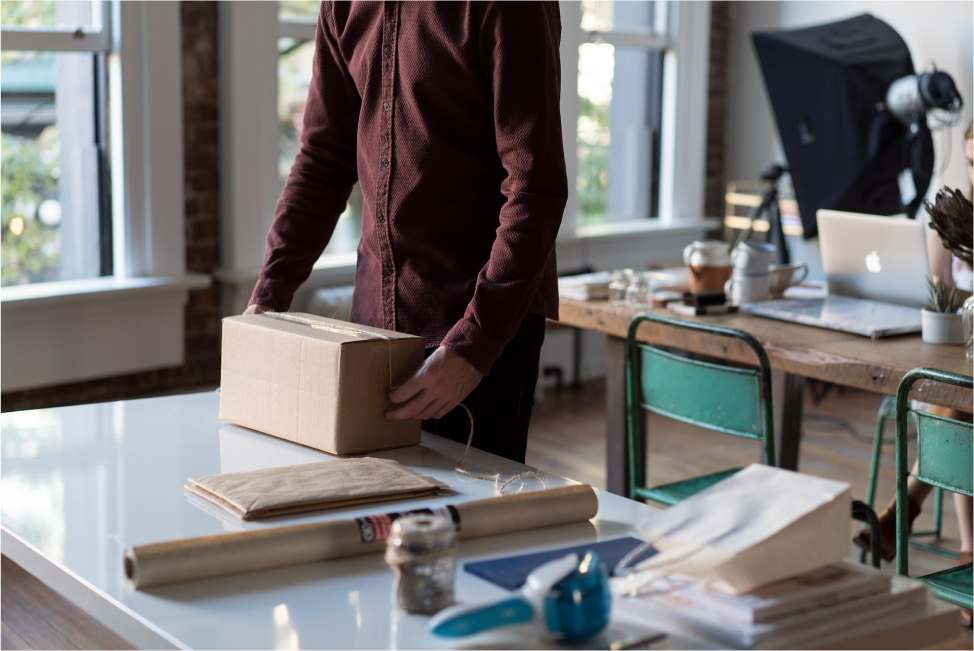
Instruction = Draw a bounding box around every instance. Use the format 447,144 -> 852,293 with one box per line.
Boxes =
383,102 -> 390,111
383,267 -> 394,277
383,45 -> 393,55
381,158 -> 389,167
377,213 -> 385,224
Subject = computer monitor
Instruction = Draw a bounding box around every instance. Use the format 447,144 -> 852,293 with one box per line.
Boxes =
817,209 -> 929,308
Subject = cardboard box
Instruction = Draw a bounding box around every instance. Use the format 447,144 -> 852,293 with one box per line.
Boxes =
220,313 -> 425,455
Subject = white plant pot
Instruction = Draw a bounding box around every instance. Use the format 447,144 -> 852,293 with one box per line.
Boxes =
921,309 -> 964,345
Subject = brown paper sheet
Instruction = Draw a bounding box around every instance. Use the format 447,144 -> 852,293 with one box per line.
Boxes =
125,483 -> 598,589
186,458 -> 451,520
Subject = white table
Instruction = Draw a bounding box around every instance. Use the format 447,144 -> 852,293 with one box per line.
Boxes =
0,392 -> 956,650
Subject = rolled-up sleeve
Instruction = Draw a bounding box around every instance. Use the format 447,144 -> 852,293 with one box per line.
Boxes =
439,2 -> 568,375
250,4 -> 361,312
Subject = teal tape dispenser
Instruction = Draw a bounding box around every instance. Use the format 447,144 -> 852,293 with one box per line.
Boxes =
428,552 -> 611,642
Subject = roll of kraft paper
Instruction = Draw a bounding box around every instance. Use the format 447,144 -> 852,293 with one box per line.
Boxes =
126,483 -> 598,589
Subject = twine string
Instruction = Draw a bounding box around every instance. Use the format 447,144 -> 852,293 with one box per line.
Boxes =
261,313 -> 541,496
454,403 -> 546,496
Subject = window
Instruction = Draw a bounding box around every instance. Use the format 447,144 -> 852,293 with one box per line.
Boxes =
277,0 -> 361,256
1,1 -> 111,286
218,0 -> 712,296
2,2 -> 205,393
576,0 -> 667,226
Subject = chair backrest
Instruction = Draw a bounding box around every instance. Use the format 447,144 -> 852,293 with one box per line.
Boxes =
894,368 -> 973,575
625,313 -> 776,466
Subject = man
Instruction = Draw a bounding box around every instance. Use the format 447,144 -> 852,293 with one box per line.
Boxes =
246,2 -> 567,463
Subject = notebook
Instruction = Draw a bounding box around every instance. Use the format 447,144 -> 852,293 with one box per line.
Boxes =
463,536 -> 652,590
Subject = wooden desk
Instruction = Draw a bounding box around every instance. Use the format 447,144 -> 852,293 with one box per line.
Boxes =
557,298 -> 972,496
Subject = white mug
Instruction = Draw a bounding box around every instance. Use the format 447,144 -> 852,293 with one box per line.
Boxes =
683,240 -> 731,268
724,272 -> 770,305
731,239 -> 777,274
768,262 -> 809,298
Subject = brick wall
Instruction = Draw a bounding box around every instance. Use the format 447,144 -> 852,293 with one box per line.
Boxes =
1,2 -> 222,412
705,1 -> 731,220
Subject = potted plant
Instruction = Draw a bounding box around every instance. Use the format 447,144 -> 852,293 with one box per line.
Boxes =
921,275 -> 964,345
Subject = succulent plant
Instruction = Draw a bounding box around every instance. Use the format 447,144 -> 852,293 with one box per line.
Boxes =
924,274 -> 962,313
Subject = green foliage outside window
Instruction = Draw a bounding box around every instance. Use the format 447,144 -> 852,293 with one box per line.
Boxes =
0,0 -> 55,29
279,0 -> 320,21
2,3 -> 65,284
1,127 -> 61,286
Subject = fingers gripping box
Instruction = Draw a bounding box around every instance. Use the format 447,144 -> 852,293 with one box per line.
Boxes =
219,313 -> 425,455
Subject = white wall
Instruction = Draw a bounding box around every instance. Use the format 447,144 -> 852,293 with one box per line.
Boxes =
726,1 -> 974,193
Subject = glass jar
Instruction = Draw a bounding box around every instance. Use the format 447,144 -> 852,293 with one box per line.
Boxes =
385,514 -> 457,614
626,272 -> 654,308
609,269 -> 633,305
963,295 -> 974,361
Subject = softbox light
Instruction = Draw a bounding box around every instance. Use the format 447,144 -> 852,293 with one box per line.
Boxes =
753,13 -> 932,239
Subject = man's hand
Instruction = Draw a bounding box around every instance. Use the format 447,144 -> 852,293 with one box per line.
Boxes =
387,346 -> 483,421
244,304 -> 273,315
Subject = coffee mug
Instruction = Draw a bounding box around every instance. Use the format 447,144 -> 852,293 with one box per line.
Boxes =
684,240 -> 731,294
767,262 -> 809,299
683,240 -> 731,267
730,239 -> 777,274
724,272 -> 770,305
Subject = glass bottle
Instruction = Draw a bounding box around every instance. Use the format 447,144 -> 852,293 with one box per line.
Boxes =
626,272 -> 654,308
963,295 -> 974,361
609,270 -> 630,305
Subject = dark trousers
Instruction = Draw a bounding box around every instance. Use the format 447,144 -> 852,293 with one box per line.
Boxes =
422,315 -> 546,464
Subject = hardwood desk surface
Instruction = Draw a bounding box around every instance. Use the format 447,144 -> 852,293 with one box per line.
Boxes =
558,298 -> 972,412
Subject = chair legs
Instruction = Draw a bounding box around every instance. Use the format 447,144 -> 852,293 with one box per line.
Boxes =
862,396 -> 960,562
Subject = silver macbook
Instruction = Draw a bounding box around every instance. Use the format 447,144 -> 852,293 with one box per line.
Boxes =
742,210 -> 928,338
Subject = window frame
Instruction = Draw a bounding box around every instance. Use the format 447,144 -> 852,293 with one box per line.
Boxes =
216,1 -> 718,316
0,1 -> 210,393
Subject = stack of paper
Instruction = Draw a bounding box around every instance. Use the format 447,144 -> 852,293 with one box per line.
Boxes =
558,271 -> 613,301
614,561 -> 929,649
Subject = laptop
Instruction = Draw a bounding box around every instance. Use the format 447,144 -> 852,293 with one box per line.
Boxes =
741,210 -> 928,338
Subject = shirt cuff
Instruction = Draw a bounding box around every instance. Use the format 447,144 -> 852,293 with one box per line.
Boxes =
440,318 -> 507,377
249,277 -> 298,313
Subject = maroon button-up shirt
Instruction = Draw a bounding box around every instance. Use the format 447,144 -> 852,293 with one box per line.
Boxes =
251,1 -> 567,376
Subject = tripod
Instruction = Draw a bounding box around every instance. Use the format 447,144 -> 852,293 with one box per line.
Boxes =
735,164 -> 790,265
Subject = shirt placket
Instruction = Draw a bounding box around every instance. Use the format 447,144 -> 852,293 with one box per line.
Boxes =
376,1 -> 399,332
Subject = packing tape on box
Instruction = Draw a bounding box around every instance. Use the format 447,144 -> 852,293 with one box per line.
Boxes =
262,312 -> 396,387
125,483 -> 598,589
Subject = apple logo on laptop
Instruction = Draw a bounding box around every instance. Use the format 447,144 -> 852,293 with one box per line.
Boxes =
865,250 -> 882,274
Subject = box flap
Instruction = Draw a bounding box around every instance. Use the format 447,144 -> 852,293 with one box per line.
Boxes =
223,313 -> 422,346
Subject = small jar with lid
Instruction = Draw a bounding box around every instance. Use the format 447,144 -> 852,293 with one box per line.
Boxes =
626,271 -> 654,308
609,270 -> 632,305
385,514 -> 457,614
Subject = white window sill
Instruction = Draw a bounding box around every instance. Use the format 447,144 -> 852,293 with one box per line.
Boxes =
219,218 -> 721,282
1,274 -> 211,311
570,216 -> 721,243
1,274 -> 212,393
214,218 -> 720,314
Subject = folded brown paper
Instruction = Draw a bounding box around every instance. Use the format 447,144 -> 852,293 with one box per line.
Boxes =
126,483 -> 599,589
186,458 -> 451,520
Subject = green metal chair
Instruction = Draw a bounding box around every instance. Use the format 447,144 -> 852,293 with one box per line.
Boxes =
863,395 -> 956,562
894,368 -> 973,612
624,313 -> 776,506
623,313 -> 884,569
